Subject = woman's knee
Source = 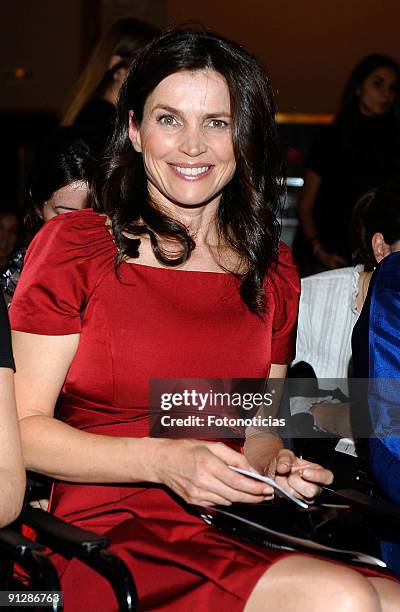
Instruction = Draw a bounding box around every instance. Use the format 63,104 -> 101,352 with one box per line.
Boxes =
245,555 -> 381,612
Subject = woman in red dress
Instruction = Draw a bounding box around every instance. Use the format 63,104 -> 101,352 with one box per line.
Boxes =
10,29 -> 400,611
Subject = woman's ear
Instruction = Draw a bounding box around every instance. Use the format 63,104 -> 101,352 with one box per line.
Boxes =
128,111 -> 142,153
371,232 -> 392,263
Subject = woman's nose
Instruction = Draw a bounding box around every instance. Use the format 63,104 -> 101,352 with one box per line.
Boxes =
178,125 -> 207,157
382,86 -> 394,100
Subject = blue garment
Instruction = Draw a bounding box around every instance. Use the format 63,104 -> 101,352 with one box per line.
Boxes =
368,252 -> 400,461
352,251 -> 400,575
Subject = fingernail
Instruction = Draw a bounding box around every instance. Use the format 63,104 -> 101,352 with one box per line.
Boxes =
303,469 -> 313,478
263,487 -> 273,495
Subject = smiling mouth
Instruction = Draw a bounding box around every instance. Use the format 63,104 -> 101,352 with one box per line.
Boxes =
170,164 -> 212,179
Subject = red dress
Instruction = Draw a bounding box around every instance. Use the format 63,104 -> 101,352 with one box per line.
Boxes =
9,209 -> 388,611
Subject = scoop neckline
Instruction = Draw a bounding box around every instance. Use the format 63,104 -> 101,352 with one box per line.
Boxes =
122,259 -> 231,275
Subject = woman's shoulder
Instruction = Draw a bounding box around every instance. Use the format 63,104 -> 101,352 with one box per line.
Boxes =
10,210 -> 116,334
22,209 -> 116,286
300,266 -> 359,307
301,265 -> 359,287
26,209 -> 115,261
38,207 -> 107,231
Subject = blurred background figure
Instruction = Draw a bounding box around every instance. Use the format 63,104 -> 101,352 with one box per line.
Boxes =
291,181 -> 400,436
26,126 -> 97,228
61,17 -> 159,152
352,182 -> 400,575
294,54 -> 400,275
0,206 -> 20,275
1,126 -> 97,304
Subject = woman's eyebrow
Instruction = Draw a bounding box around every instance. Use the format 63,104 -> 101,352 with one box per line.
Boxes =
151,104 -> 230,117
203,111 -> 231,119
151,104 -> 180,114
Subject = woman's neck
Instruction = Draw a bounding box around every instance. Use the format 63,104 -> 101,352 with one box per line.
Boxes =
148,187 -> 223,247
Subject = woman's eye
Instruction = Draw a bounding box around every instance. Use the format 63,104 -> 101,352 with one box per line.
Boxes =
207,119 -> 228,129
158,115 -> 178,126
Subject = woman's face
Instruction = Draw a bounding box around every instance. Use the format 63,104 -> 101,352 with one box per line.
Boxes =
128,69 -> 236,211
0,213 -> 18,265
41,181 -> 88,222
357,67 -> 398,116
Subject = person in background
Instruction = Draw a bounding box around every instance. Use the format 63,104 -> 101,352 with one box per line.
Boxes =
0,207 -> 20,276
1,126 -> 96,304
291,182 -> 400,436
295,54 -> 400,275
61,18 -> 159,151
0,290 -> 25,527
10,28 -> 400,610
352,183 -> 400,576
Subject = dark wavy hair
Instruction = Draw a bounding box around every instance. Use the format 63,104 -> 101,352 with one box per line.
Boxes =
335,54 -> 400,135
352,180 -> 400,271
26,126 -> 98,230
95,28 -> 284,315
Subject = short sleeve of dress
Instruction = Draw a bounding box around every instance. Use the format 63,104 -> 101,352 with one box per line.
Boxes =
0,291 -> 15,370
267,242 -> 300,364
9,210 -> 115,336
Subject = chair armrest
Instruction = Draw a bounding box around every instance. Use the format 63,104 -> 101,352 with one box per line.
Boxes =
20,506 -> 109,557
0,525 -> 44,558
0,525 -> 61,593
20,507 -> 138,610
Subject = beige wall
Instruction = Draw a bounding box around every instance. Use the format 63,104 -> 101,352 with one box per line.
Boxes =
0,0 -> 81,111
2,1 -> 399,114
166,0 -> 400,113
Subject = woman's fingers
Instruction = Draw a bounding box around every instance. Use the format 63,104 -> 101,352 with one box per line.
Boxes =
269,453 -> 333,502
300,465 -> 334,486
194,454 -> 274,502
290,460 -> 334,487
275,466 -> 333,502
287,472 -> 322,500
273,449 -> 295,475
197,472 -> 270,505
159,440 -> 274,506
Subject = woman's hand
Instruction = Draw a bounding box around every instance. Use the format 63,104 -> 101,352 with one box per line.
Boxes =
150,439 -> 275,507
264,449 -> 333,504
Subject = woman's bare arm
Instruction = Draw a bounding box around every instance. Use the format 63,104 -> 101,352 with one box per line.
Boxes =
12,331 -> 163,483
244,364 -> 333,501
12,331 -> 275,506
0,367 -> 26,526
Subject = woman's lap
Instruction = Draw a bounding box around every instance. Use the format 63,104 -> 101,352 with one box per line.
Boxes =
50,484 -> 399,611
